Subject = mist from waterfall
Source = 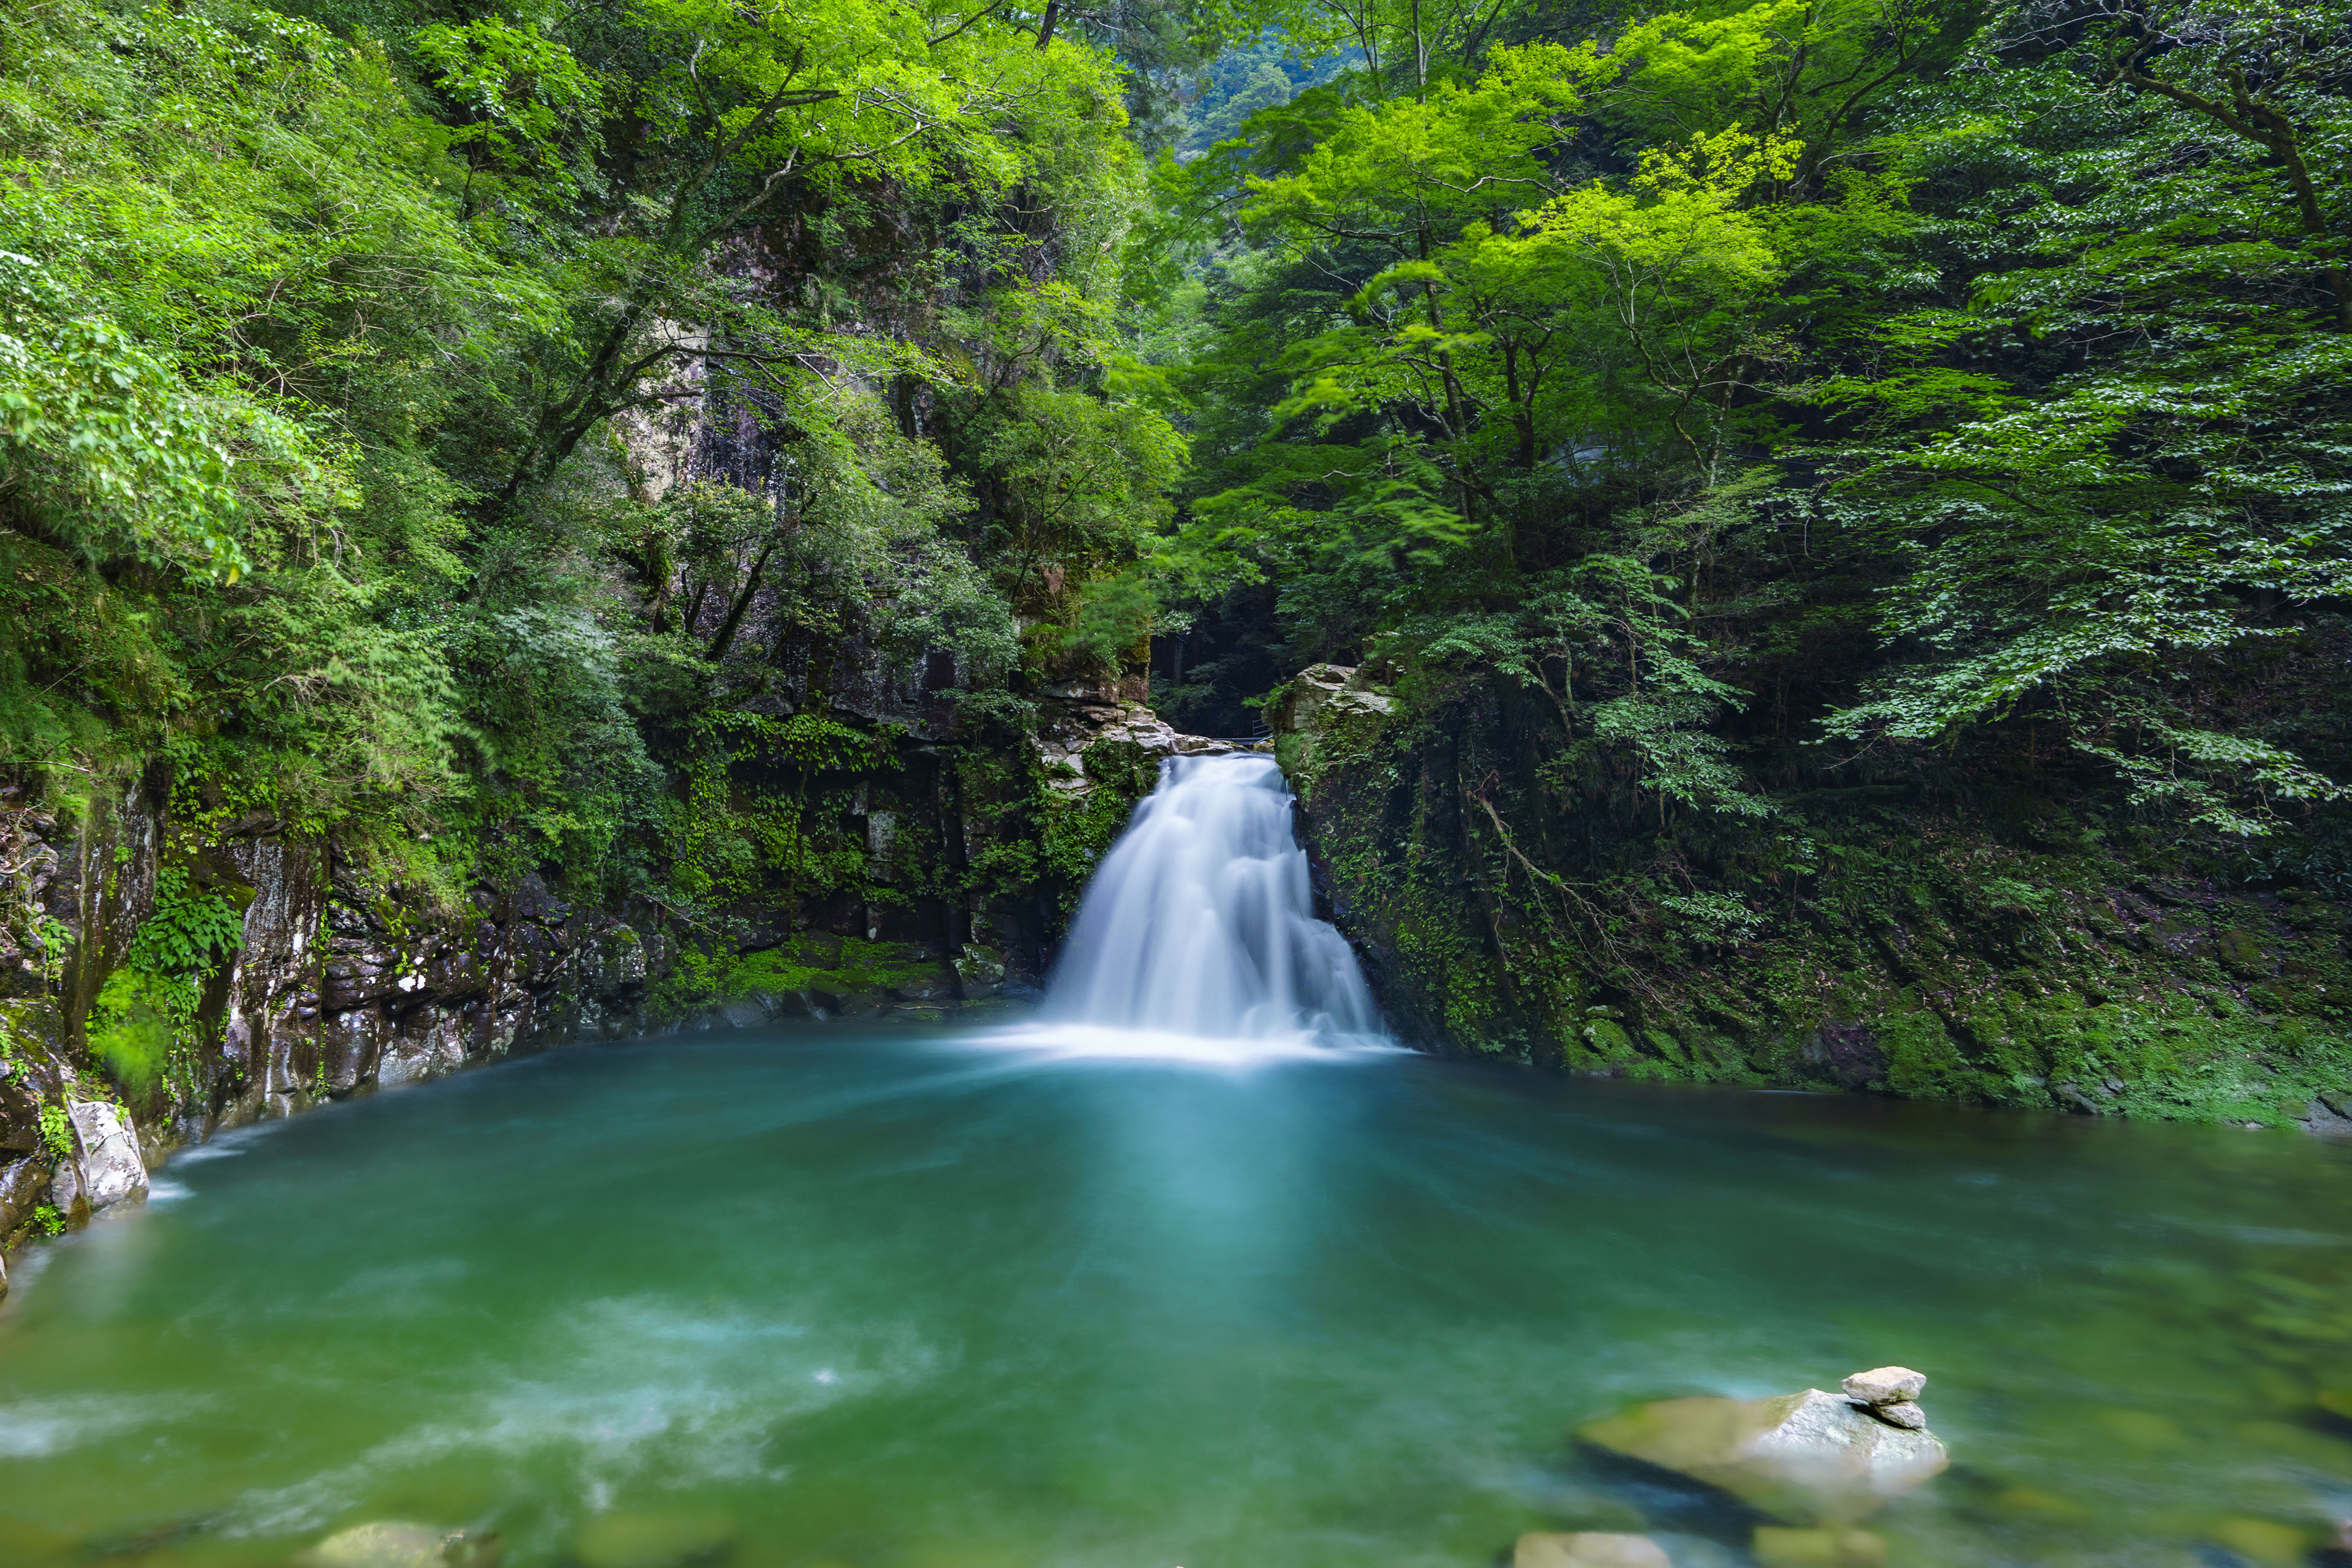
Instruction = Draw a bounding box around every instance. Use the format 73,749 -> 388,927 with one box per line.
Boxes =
1019,755 -> 1382,1056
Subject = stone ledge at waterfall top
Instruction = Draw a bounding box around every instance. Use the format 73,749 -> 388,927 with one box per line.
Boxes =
1032,680 -> 1270,797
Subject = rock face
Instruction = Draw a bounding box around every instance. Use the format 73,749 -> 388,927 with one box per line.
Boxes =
1515,1533 -> 1672,1568
0,715 -> 1085,1264
1577,1384 -> 1949,1525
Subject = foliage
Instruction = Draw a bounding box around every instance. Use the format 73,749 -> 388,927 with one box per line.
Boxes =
0,0 -> 1175,974
3,0 -> 2350,1127
89,869 -> 244,1093
38,1100 -> 73,1159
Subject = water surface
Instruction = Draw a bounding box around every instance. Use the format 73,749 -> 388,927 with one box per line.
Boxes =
3,1029 -> 2350,1567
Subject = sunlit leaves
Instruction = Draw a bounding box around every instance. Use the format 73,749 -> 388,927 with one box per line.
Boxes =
1241,40 -> 1608,256
631,0 -> 1131,205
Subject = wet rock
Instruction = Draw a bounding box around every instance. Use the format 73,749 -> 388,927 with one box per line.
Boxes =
714,1001 -> 767,1030
377,1014 -> 466,1089
1577,1385 -> 1948,1525
954,943 -> 1007,1000
569,1511 -> 734,1568
0,1154 -> 49,1237
67,1101 -> 148,1211
1514,1534 -> 1670,1568
1752,1526 -> 1887,1568
596,926 -> 648,991
2304,1095 -> 2352,1137
889,970 -> 956,1003
762,990 -> 829,1019
295,1520 -> 499,1567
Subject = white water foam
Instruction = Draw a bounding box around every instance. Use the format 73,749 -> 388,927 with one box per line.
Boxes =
990,754 -> 1385,1063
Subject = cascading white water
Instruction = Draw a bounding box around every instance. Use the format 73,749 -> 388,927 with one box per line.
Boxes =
1036,753 -> 1381,1042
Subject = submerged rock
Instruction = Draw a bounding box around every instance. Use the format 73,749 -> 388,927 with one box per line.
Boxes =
568,1512 -> 734,1568
1576,1383 -> 1948,1525
2202,1515 -> 2323,1566
1751,1526 -> 1887,1568
295,1521 -> 498,1567
1513,1533 -> 1671,1568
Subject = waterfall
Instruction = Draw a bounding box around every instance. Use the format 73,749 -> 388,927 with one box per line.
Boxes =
1035,755 -> 1381,1044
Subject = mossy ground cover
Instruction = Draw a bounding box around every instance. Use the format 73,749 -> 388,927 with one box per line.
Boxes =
649,935 -> 953,1020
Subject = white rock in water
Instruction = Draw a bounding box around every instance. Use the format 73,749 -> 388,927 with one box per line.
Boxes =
1865,1400 -> 1926,1430
1841,1366 -> 1926,1406
1578,1387 -> 1948,1525
1515,1533 -> 1672,1568
296,1521 -> 497,1567
66,1102 -> 147,1212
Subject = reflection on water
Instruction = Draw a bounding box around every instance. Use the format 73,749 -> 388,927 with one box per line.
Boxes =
1,1029 -> 2350,1567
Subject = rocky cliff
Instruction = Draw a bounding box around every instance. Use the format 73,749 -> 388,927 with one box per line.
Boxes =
0,678 -> 1259,1288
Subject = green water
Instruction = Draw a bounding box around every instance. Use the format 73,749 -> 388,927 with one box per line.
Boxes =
3,1029 -> 2351,1567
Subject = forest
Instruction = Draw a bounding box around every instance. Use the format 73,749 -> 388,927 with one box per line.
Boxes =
3,0 -> 2351,1127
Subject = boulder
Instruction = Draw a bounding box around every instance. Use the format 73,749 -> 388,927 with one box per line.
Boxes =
1514,1534 -> 1671,1568
1270,664 -> 1354,734
953,944 -> 1007,1000
1272,663 -> 1395,734
1577,1387 -> 1948,1525
66,1101 -> 146,1212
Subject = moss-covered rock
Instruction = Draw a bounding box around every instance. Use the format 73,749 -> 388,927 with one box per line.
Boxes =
1275,668 -> 2352,1128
